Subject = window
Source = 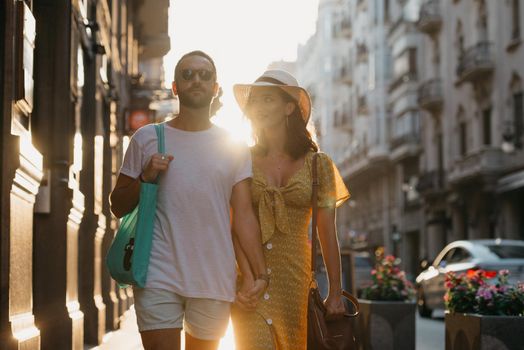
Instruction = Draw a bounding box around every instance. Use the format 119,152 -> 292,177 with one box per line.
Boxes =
512,0 -> 521,40
477,0 -> 488,41
448,248 -> 472,263
437,133 -> 444,186
409,48 -> 417,75
514,92 -> 523,148
483,108 -> 492,145
459,122 -> 467,156
485,244 -> 524,259
393,48 -> 417,80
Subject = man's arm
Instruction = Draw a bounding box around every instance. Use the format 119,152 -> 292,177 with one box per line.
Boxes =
109,174 -> 141,218
110,153 -> 174,218
231,178 -> 267,295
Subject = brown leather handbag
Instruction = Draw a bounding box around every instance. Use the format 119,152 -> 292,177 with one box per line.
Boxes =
307,153 -> 360,350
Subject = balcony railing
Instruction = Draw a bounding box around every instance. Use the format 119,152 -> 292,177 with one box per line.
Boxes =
417,0 -> 442,35
418,79 -> 443,112
357,95 -> 368,115
456,42 -> 494,83
337,66 -> 353,85
416,170 -> 445,195
356,43 -> 368,64
389,112 -> 421,161
448,148 -> 504,184
335,19 -> 352,39
389,71 -> 418,92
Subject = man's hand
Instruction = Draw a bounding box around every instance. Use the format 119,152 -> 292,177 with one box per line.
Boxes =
244,279 -> 268,300
140,153 -> 174,183
235,277 -> 258,311
324,293 -> 346,321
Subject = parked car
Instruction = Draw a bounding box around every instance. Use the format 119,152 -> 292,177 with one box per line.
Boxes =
415,239 -> 524,318
352,252 -> 373,297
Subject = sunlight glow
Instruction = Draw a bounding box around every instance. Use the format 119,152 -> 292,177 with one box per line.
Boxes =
218,319 -> 236,350
164,0 -> 319,144
179,319 -> 236,350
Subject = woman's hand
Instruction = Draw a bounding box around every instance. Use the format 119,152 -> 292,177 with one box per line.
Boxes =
235,276 -> 258,311
324,293 -> 346,320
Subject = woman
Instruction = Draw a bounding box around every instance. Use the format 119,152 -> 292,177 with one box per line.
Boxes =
231,70 -> 350,350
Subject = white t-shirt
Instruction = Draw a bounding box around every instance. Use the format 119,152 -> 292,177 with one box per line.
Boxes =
119,123 -> 252,302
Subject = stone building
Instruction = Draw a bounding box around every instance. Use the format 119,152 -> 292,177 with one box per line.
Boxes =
297,0 -> 524,278
0,0 -> 170,348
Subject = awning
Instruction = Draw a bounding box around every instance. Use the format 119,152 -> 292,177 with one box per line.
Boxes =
497,169 -> 524,193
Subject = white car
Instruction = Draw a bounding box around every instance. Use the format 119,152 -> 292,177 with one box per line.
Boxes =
415,239 -> 524,318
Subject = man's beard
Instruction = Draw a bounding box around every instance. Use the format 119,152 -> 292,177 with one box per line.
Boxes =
178,89 -> 214,109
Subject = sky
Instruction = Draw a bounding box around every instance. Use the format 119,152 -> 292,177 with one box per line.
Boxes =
163,0 -> 320,143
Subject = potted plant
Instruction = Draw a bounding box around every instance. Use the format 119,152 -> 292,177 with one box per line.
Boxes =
357,249 -> 417,350
444,269 -> 524,350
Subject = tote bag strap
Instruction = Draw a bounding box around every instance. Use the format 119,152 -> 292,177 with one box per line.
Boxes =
155,123 -> 165,153
153,123 -> 166,183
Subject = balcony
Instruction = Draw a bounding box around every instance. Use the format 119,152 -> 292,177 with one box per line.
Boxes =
357,95 -> 368,115
418,79 -> 443,113
134,0 -> 171,59
337,66 -> 353,85
417,0 -> 442,35
335,19 -> 352,39
356,43 -> 368,64
389,113 -> 421,162
416,170 -> 445,197
447,148 -> 504,185
389,72 -> 418,92
456,42 -> 494,84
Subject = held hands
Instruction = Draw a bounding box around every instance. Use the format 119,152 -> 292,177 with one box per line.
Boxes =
140,153 -> 174,183
235,276 -> 268,312
324,292 -> 346,321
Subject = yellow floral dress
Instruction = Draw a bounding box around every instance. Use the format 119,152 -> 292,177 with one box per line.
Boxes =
232,151 -> 349,350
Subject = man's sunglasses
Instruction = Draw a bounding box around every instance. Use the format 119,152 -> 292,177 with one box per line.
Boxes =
180,69 -> 215,81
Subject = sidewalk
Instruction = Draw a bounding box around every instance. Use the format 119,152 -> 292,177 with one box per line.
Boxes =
92,306 -> 143,350
89,306 -> 237,350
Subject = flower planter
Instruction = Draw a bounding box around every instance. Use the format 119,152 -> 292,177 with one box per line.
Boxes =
445,313 -> 524,350
357,300 -> 416,350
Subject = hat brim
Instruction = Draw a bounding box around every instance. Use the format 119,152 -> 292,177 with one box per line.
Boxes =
233,82 -> 311,124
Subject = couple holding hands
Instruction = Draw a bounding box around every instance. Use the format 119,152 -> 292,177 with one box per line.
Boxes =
110,50 -> 349,350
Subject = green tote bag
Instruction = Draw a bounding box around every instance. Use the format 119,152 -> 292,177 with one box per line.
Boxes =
106,123 -> 165,288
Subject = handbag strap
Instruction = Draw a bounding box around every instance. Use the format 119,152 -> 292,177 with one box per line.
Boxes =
311,153 -> 320,275
310,152 -> 360,316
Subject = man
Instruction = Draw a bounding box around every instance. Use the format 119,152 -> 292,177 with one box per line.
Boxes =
110,51 -> 268,350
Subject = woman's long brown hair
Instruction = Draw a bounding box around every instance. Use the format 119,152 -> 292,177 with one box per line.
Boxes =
251,88 -> 318,159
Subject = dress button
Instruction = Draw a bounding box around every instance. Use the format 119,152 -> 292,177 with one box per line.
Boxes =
266,318 -> 273,325
267,268 -> 272,274
264,293 -> 270,300
266,243 -> 273,250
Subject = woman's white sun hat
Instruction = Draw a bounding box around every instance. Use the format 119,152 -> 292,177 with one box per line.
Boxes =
233,69 -> 312,124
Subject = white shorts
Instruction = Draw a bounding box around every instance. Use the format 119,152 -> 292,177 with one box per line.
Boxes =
133,287 -> 231,341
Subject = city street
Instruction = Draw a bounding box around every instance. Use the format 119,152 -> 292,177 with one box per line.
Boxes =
416,311 -> 446,350
96,307 -> 447,350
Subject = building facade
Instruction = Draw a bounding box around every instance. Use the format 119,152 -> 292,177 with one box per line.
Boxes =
417,0 -> 524,259
297,0 -> 524,278
0,0 -> 170,348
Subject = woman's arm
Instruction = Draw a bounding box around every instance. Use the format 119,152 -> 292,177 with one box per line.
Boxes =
232,235 -> 258,310
317,206 -> 345,318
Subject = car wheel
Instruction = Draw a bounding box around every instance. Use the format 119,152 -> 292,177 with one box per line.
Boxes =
417,287 -> 432,318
